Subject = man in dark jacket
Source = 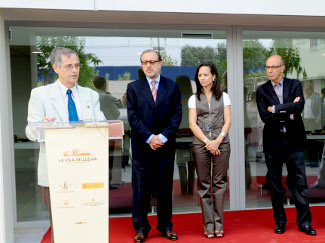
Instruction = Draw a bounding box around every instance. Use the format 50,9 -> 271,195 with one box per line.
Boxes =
256,54 -> 316,235
127,49 -> 182,242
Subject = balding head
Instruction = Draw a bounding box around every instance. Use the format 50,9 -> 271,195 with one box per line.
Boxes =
266,55 -> 285,84
267,55 -> 284,66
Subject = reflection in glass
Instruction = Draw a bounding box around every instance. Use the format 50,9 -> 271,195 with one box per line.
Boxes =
244,31 -> 325,209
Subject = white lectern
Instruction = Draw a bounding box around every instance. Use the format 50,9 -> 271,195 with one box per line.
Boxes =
35,121 -> 123,243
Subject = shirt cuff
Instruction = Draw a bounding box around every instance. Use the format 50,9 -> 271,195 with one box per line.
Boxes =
158,134 -> 168,144
272,105 -> 275,113
146,134 -> 154,144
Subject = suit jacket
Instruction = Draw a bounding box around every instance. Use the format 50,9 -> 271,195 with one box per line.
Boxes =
127,75 -> 182,161
97,90 -> 120,120
256,77 -> 306,153
25,80 -> 105,186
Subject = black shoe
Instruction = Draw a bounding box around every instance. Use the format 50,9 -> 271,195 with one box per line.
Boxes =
298,225 -> 316,235
274,224 -> 285,234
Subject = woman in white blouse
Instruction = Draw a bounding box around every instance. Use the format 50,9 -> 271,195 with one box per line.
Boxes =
188,62 -> 231,238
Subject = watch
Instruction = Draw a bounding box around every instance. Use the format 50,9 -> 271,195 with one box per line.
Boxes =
220,132 -> 226,137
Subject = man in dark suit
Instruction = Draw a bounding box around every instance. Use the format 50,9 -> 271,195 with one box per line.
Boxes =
127,49 -> 182,242
256,55 -> 316,235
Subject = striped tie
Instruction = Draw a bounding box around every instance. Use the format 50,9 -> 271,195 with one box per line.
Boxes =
151,80 -> 157,102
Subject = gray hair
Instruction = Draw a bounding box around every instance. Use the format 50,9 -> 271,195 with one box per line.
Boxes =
140,49 -> 162,62
50,47 -> 79,67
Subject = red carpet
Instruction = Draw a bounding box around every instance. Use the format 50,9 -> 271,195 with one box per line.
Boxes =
42,206 -> 325,242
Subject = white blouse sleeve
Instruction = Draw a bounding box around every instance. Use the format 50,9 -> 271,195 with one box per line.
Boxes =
189,93 -> 230,108
188,95 -> 196,109
223,92 -> 231,106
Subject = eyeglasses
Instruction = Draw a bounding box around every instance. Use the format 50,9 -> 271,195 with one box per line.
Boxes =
141,60 -> 160,65
63,63 -> 83,70
265,65 -> 283,69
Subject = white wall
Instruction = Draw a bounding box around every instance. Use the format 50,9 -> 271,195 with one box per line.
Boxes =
1,0 -> 325,17
0,0 -> 94,10
0,9 -> 15,243
97,0 -> 325,16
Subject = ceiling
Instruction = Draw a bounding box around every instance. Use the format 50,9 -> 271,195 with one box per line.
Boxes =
3,8 -> 325,28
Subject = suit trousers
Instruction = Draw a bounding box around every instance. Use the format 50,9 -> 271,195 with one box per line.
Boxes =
192,143 -> 230,234
265,148 -> 311,226
132,144 -> 175,236
44,187 -> 55,243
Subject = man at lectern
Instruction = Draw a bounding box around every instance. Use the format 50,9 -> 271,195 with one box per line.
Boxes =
127,49 -> 182,242
25,47 -> 105,242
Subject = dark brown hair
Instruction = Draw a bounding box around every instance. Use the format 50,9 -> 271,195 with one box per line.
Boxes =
195,62 -> 221,101
93,75 -> 106,89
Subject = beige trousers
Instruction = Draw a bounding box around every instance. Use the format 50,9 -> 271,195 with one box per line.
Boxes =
192,143 -> 230,234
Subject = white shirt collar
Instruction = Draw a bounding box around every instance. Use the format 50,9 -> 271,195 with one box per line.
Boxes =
57,79 -> 78,97
146,74 -> 161,84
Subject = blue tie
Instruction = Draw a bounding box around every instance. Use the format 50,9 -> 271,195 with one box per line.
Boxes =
67,89 -> 79,122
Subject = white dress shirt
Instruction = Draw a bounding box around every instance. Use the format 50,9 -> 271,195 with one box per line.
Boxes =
145,74 -> 168,144
57,80 -> 83,121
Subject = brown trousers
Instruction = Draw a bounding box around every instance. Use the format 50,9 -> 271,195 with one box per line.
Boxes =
192,144 -> 230,234
44,187 -> 55,243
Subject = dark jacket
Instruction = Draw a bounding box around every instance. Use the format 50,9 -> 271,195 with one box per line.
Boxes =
256,77 -> 306,153
127,75 -> 182,160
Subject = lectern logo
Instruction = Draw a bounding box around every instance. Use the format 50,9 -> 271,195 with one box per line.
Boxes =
82,197 -> 104,207
82,182 -> 104,189
64,149 -> 91,157
58,200 -> 75,209
58,148 -> 97,164
59,181 -> 72,191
